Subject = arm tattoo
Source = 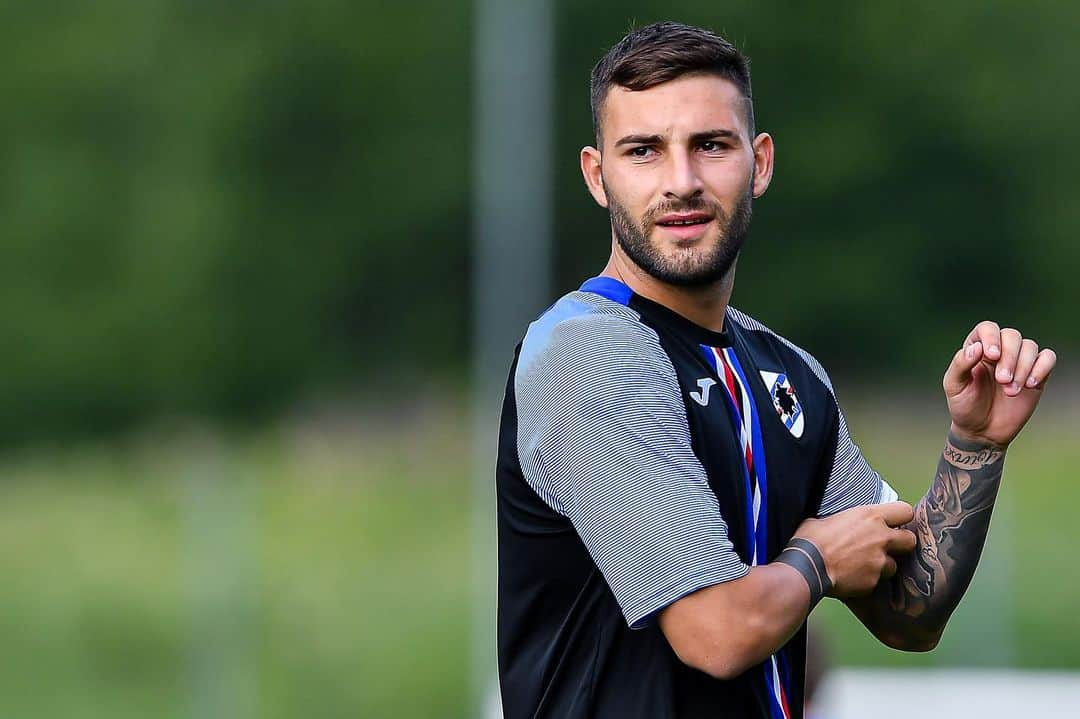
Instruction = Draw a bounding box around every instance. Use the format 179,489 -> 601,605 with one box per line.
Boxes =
884,432 -> 1005,637
777,537 -> 833,608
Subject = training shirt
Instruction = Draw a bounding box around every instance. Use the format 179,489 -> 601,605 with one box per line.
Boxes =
496,276 -> 897,719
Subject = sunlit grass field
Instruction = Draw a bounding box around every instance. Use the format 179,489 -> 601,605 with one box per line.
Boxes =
0,395 -> 1074,718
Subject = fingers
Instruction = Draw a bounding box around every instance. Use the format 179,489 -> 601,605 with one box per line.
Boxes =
959,321 -> 1058,395
995,328 -> 1023,387
876,501 -> 915,528
944,341 -> 985,396
1008,339 -> 1040,396
964,321 -> 1002,362
1028,348 -> 1058,389
886,528 -> 917,554
881,556 -> 898,580
882,528 -> 915,583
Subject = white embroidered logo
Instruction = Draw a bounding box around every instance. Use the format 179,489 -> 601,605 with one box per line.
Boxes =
689,378 -> 716,406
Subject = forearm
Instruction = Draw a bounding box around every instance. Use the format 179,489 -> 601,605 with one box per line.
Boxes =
849,428 -> 1006,649
661,562 -> 813,679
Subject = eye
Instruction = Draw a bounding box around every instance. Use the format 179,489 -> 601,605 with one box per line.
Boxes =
699,140 -> 726,152
629,145 -> 655,158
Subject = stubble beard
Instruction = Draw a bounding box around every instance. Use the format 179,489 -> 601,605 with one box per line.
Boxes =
606,180 -> 753,288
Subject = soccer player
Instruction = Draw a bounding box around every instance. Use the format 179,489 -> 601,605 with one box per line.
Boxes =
495,21 -> 1056,719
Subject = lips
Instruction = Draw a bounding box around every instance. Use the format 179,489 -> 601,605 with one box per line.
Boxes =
655,212 -> 713,227
653,211 -> 715,240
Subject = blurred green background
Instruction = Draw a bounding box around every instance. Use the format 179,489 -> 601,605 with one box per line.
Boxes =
1,1 -> 1077,717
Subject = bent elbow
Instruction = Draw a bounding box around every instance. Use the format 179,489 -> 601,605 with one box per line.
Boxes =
670,615 -> 767,681
672,641 -> 747,681
897,634 -> 941,652
876,627 -> 943,653
696,652 -> 755,681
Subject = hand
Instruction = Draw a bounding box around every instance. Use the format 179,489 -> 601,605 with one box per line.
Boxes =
793,502 -> 917,598
945,321 -> 1058,449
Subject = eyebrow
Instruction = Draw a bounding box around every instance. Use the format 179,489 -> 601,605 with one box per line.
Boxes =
614,133 -> 663,147
690,128 -> 739,144
613,128 -> 740,147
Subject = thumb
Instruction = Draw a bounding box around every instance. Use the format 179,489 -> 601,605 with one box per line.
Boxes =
943,341 -> 984,397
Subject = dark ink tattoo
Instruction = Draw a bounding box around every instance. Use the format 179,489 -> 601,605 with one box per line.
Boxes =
942,442 -> 1003,470
777,537 -> 832,608
881,432 -> 1005,640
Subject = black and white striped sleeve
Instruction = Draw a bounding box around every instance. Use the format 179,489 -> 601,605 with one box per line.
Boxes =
789,351 -> 899,516
515,309 -> 749,629
816,405 -> 899,516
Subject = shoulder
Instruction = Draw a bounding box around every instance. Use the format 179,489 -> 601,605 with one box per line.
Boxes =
725,305 -> 836,396
517,290 -> 673,387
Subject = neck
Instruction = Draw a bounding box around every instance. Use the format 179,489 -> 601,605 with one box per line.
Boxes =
601,242 -> 736,333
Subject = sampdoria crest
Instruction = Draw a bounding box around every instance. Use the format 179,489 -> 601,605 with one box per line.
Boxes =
759,370 -> 804,438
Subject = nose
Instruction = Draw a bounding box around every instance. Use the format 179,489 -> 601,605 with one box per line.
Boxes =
663,147 -> 704,201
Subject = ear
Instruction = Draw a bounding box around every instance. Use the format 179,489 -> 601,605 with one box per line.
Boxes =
580,145 -> 608,208
750,132 -> 775,198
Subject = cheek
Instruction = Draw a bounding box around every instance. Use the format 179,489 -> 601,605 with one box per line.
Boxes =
703,161 -> 754,201
606,178 -> 655,222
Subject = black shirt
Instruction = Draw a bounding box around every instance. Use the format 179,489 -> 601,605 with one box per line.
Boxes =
497,276 -> 894,718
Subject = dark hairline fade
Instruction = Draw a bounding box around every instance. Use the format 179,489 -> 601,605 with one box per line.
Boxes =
589,21 -> 755,146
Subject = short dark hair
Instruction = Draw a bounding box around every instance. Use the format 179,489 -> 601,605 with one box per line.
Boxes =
589,22 -> 755,143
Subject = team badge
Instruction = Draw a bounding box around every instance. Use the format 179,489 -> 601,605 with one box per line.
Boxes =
759,370 -> 804,438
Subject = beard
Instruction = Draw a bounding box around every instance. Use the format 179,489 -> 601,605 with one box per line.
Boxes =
606,180 -> 753,287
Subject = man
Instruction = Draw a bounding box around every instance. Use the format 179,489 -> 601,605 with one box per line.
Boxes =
495,21 -> 1056,719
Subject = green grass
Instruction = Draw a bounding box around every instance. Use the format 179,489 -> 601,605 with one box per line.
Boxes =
0,398 -> 1075,717
0,419 -> 472,718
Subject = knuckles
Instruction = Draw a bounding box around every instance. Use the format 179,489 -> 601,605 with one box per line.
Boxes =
969,321 -> 1050,350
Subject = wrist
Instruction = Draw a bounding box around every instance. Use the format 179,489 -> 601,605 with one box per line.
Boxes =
948,423 -> 1009,452
775,538 -> 832,609
945,424 -> 1007,469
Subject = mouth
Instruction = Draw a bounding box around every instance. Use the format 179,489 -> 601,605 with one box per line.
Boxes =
654,212 -> 714,239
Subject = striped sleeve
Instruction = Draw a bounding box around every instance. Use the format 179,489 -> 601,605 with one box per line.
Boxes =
515,304 -> 749,629
816,406 -> 899,515
781,347 -> 899,515
725,307 -> 898,515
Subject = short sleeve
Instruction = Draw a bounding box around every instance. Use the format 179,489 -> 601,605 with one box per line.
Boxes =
815,406 -> 899,516
515,306 -> 749,629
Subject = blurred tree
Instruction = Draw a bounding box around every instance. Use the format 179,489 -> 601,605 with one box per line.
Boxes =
0,0 -> 1075,444
0,0 -> 470,443
557,1 -> 1079,380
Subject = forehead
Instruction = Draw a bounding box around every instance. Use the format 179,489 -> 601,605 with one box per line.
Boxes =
601,74 -> 749,147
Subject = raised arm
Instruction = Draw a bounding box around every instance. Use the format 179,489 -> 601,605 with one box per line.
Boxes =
845,322 -> 1057,650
